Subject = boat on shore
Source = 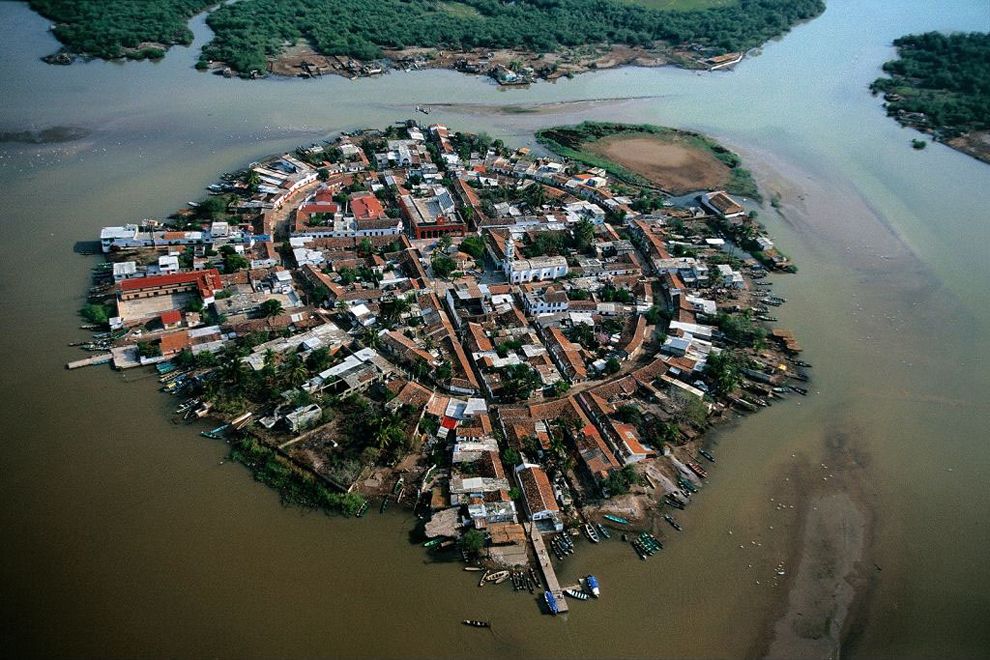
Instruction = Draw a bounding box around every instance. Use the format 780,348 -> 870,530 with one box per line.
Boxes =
583,523 -> 600,543
665,495 -> 686,510
355,500 -> 369,517
486,570 -> 509,583
585,575 -> 600,598
462,619 -> 490,628
687,461 -> 709,479
603,514 -> 629,525
596,523 -> 611,539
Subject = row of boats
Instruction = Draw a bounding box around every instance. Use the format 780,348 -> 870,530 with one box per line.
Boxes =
631,532 -> 663,559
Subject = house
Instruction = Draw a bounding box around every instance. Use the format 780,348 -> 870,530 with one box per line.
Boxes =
285,404 -> 323,432
700,191 -> 746,219
716,264 -> 745,289
160,309 -> 182,330
515,463 -> 563,532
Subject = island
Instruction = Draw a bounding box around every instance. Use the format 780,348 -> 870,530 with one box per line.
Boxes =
871,31 -> 990,163
75,120 -> 808,613
31,0 -> 825,81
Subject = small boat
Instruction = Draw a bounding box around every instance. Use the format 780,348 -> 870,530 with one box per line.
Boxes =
355,500 -> 370,518
200,424 -> 229,439
423,538 -> 442,549
585,575 -> 600,598
462,619 -> 491,628
596,523 -> 611,540
791,385 -> 808,396
678,477 -> 699,493
665,495 -> 686,510
699,449 -> 716,463
478,571 -> 489,587
380,497 -> 390,514
486,570 -> 510,583
687,461 -> 709,479
603,514 -> 629,525
664,514 -> 683,531
583,523 -> 600,543
544,590 -> 559,614
463,566 -> 484,572
564,588 -> 590,600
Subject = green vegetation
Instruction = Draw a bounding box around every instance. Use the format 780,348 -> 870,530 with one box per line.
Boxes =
871,32 -> 990,140
704,348 -> 742,394
460,235 -> 487,260
29,0 -> 213,60
28,0 -> 824,75
460,528 -> 487,554
536,122 -> 761,200
80,302 -> 113,325
431,253 -> 457,279
230,438 -> 366,515
602,464 -> 642,495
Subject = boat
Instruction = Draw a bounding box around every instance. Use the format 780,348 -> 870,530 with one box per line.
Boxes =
355,500 -> 369,518
463,566 -> 484,572
678,477 -> 699,493
379,497 -> 390,514
791,385 -> 808,396
596,523 -> 611,540
585,575 -> 600,598
478,571 -> 489,587
200,424 -> 229,439
699,449 -> 716,463
665,495 -> 686,510
603,514 -> 629,525
462,620 -> 491,628
486,570 -> 509,583
493,573 -> 510,585
156,362 -> 176,374
423,538 -> 442,549
544,590 -> 559,614
583,523 -> 600,543
564,588 -> 590,600
687,461 -> 709,479
664,514 -> 682,531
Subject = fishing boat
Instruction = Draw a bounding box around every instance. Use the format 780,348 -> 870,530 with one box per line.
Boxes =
603,514 -> 629,525
687,461 -> 709,479
664,514 -> 683,531
463,566 -> 484,572
699,449 -> 716,463
585,575 -> 600,598
544,590 -> 559,614
355,500 -> 369,518
493,573 -> 510,585
665,495 -> 686,510
200,424 -> 229,439
678,477 -> 699,493
791,385 -> 808,396
423,538 -> 443,549
486,570 -> 510,583
156,362 -> 176,375
583,523 -> 600,543
596,523 -> 611,540
631,540 -> 648,560
379,497 -> 390,514
478,571 -> 489,587
564,588 -> 590,600
462,620 -> 491,628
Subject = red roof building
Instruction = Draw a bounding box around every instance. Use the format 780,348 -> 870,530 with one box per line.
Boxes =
350,193 -> 385,221
117,269 -> 222,301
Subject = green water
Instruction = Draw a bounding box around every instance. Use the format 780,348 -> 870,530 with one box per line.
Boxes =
1,0 -> 988,656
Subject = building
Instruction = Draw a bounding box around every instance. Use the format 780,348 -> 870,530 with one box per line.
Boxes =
700,191 -> 746,219
399,187 -> 467,239
515,463 -> 563,532
116,269 -> 223,304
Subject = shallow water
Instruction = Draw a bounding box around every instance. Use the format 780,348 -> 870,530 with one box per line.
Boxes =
1,0 -> 988,656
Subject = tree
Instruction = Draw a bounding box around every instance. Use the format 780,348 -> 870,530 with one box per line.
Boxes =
461,529 -> 486,555
460,234 -> 486,259
358,238 -> 373,256
704,349 -> 742,395
137,340 -> 161,358
604,357 -> 621,375
436,234 -> 452,252
431,254 -> 456,279
260,299 -> 283,318
573,217 -> 595,253
501,363 -> 542,401
80,302 -> 111,325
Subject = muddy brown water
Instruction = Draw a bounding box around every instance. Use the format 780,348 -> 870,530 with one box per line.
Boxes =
1,0 -> 988,656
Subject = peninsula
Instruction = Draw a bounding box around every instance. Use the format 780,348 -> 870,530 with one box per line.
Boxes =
31,0 -> 824,81
871,31 -> 990,163
76,121 -> 807,613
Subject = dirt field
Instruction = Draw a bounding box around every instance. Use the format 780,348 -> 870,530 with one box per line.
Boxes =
587,134 -> 731,194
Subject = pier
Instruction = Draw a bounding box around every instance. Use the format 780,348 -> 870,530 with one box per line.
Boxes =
66,353 -> 112,369
528,523 -> 568,614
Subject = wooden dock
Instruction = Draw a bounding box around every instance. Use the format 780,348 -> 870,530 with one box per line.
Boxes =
66,353 -> 112,369
528,523 -> 568,613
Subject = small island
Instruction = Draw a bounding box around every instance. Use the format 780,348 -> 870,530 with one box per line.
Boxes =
871,31 -> 990,164
31,0 -> 825,81
74,121 -> 807,614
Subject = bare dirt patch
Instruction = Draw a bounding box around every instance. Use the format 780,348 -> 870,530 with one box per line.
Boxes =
587,134 -> 731,194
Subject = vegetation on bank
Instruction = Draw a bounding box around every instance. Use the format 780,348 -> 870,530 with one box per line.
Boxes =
29,0 -> 824,75
536,121 -> 761,200
229,437 -> 366,516
870,32 -> 990,140
29,0 -> 213,60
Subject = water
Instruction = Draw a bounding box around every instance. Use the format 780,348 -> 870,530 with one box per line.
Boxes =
1,0 -> 988,656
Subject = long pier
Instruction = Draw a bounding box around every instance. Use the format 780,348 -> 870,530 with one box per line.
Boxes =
528,523 -> 568,614
66,353 -> 112,369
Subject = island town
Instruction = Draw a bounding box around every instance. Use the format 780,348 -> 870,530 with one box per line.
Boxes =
73,121 -> 808,617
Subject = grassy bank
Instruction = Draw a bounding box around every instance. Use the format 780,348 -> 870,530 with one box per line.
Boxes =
536,121 -> 761,200
229,437 -> 366,516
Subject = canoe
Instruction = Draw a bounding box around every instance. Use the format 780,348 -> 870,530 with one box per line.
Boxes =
462,620 -> 491,628
603,514 -> 629,525
564,588 -> 590,600
486,570 -> 509,582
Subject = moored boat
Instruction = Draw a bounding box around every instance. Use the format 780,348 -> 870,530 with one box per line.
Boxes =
462,619 -> 491,628
486,570 -> 509,583
664,514 -> 682,531
699,449 -> 716,463
544,590 -> 559,614
463,566 -> 484,572
564,588 -> 590,600
603,514 -> 629,525
583,523 -> 600,543
687,461 -> 709,479
585,574 -> 600,597
596,523 -> 611,539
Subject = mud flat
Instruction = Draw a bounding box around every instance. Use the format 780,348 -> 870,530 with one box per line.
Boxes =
587,134 -> 732,194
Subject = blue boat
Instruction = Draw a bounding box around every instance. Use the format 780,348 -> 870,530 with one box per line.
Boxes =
603,514 -> 629,525
585,575 -> 600,598
544,590 -> 559,615
156,362 -> 176,374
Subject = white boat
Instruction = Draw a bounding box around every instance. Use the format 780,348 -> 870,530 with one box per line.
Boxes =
564,588 -> 590,600
583,523 -> 600,543
486,570 -> 510,583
